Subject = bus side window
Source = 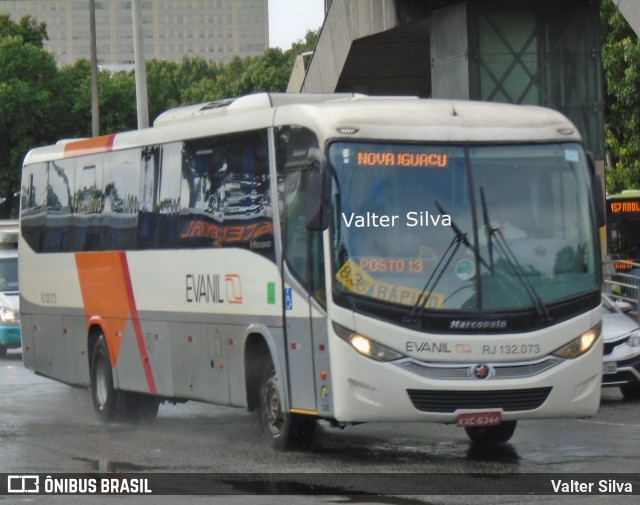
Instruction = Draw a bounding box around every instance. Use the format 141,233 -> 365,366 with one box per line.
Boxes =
103,148 -> 141,250
20,163 -> 48,253
46,159 -> 75,252
74,156 -> 104,252
179,130 -> 273,257
277,126 -> 326,306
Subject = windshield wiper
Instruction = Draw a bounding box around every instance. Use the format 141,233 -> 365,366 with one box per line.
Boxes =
480,188 -> 494,272
405,202 -> 491,325
481,194 -> 551,323
435,201 -> 493,273
404,223 -> 465,326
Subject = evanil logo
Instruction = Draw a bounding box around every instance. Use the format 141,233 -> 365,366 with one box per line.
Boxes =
185,273 -> 243,304
224,273 -> 243,304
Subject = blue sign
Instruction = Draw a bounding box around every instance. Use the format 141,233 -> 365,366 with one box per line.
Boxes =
284,288 -> 293,310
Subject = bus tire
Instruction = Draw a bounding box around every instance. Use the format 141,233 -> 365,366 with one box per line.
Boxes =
90,335 -> 160,423
257,364 -> 315,451
0,345 -> 7,359
90,335 -> 120,422
465,420 -> 517,445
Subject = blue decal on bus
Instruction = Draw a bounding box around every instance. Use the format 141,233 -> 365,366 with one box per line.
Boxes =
284,288 -> 293,310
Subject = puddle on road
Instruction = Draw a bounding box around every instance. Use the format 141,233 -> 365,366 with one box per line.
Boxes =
72,456 -> 157,472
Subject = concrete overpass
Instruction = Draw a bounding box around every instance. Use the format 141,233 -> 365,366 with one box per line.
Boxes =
288,0 -> 638,160
615,0 -> 640,35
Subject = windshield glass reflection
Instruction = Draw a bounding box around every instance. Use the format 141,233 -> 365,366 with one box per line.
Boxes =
329,142 -> 598,313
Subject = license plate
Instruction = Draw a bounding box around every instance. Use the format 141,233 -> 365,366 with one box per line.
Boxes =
603,361 -> 617,374
456,411 -> 502,427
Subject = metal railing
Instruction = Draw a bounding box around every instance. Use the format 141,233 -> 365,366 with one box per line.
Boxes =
603,258 -> 640,321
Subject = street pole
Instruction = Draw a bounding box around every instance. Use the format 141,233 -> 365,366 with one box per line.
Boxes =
89,0 -> 99,137
132,0 -> 149,129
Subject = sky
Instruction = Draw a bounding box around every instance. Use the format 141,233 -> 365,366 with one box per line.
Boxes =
268,0 -> 326,50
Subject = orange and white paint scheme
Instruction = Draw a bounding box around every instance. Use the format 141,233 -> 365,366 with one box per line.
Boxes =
19,93 -> 604,450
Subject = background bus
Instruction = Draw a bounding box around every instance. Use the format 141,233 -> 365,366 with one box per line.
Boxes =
0,220 -> 20,359
20,93 -> 604,450
606,190 -> 640,271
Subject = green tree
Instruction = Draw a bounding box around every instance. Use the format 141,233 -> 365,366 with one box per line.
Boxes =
58,62 -> 138,136
214,29 -> 318,100
146,59 -> 182,123
0,13 -> 47,46
287,29 -> 319,60
57,59 -> 93,137
0,15 -> 58,218
146,56 -> 222,121
601,0 -> 640,193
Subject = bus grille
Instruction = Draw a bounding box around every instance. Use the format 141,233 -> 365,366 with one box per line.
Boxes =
398,357 -> 561,380
406,387 -> 552,413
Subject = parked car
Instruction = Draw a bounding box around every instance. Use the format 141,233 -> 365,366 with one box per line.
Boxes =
601,294 -> 640,400
0,221 -> 19,359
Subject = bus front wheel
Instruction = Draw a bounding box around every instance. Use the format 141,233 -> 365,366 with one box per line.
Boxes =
257,364 -> 316,451
465,420 -> 517,445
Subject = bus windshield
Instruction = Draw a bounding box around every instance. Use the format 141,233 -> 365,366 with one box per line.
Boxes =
329,142 -> 598,313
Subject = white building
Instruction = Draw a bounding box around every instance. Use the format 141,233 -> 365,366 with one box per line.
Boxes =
0,0 -> 269,66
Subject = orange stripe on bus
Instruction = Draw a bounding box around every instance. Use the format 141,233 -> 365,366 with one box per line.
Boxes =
118,251 -> 157,395
75,251 -> 158,395
64,134 -> 116,158
75,252 -> 129,367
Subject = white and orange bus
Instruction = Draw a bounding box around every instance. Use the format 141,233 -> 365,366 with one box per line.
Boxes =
20,93 -> 604,449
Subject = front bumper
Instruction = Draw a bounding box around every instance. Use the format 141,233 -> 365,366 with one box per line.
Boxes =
602,354 -> 640,387
329,335 -> 602,424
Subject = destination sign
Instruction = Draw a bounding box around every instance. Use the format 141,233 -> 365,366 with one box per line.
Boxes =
357,151 -> 448,168
610,200 -> 640,214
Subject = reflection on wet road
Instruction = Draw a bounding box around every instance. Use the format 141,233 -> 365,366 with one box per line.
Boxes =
2,350 -> 639,503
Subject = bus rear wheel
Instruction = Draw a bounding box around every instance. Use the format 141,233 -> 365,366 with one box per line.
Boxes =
257,364 -> 315,451
90,335 -> 159,423
465,420 -> 517,445
90,335 -> 119,422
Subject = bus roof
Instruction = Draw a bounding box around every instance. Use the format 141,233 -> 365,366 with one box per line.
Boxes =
152,92 -> 362,125
23,93 -> 582,165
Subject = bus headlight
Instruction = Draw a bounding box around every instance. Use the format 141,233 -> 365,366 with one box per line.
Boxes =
552,323 -> 600,359
0,306 -> 19,324
333,323 -> 404,362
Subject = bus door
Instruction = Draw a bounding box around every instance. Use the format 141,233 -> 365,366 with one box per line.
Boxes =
281,168 -> 329,416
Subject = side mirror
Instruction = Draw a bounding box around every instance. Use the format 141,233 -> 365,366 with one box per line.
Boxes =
305,148 -> 330,231
586,151 -> 605,228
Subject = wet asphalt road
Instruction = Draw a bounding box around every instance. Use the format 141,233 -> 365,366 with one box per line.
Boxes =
1,349 -> 639,504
